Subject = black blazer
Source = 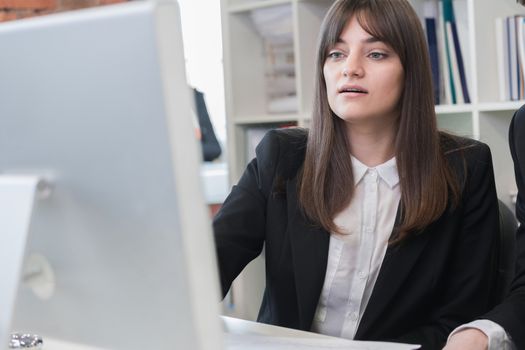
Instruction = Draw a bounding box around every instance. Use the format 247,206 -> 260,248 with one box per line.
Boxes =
483,106 -> 525,349
214,128 -> 499,350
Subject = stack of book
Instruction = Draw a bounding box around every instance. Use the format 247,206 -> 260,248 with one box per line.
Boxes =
423,0 -> 470,105
250,5 -> 297,114
495,16 -> 525,101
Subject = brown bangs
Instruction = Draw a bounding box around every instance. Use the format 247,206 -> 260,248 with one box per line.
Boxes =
320,1 -> 409,66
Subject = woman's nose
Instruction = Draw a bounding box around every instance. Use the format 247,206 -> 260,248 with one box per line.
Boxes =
342,56 -> 364,78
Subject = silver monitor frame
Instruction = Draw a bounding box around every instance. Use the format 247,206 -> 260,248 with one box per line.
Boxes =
0,1 -> 222,349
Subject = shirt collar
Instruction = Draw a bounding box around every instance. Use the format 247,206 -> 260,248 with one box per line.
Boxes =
351,156 -> 399,189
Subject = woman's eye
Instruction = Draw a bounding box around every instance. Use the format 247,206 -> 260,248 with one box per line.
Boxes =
369,52 -> 387,60
328,51 -> 345,60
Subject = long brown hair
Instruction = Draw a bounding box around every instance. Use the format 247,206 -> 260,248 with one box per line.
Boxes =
298,0 -> 460,243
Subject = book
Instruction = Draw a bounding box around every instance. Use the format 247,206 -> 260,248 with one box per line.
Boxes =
425,17 -> 441,105
441,0 -> 470,104
438,2 -> 452,104
442,0 -> 458,103
449,20 -> 470,103
495,17 -> 510,101
423,0 -> 441,105
508,16 -> 519,100
516,16 -> 525,100
446,22 -> 464,104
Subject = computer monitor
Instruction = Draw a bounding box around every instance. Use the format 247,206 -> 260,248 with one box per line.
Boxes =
0,1 -> 223,349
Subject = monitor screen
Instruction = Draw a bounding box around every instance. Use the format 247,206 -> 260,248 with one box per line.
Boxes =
0,1 -> 222,349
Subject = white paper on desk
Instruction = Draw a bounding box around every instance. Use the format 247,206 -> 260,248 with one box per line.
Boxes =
225,333 -> 420,350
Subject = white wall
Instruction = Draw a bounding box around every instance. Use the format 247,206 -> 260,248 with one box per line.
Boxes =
178,0 -> 227,147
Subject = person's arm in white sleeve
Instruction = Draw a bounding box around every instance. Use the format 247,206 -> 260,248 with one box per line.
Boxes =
443,319 -> 516,350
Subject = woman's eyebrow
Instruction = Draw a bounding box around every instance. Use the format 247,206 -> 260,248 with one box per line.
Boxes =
363,36 -> 381,44
335,36 -> 382,44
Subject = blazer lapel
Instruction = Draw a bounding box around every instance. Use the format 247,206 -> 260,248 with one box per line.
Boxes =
355,212 -> 434,339
286,177 -> 330,331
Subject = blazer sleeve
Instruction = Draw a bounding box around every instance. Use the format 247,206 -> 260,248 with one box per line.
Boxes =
394,142 -> 500,349
482,109 -> 525,349
212,130 -> 282,298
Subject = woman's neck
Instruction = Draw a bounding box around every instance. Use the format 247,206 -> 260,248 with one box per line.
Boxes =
345,122 -> 396,167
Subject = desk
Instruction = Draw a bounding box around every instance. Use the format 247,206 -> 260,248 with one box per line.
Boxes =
41,317 -> 419,350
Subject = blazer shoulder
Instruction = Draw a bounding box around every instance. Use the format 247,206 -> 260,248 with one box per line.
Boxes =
440,133 -> 494,194
258,127 -> 308,152
256,127 -> 308,178
440,132 -> 492,164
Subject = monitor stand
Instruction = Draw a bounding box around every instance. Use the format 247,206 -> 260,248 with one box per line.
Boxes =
0,176 -> 49,350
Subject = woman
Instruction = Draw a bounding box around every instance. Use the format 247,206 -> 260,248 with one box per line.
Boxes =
213,0 -> 499,349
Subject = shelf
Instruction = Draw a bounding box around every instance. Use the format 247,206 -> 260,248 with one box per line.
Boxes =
233,106 -> 510,121
233,113 -> 301,124
477,101 -> 525,112
228,0 -> 292,13
435,104 -> 474,114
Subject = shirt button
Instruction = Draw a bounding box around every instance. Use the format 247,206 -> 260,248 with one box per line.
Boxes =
358,271 -> 367,279
349,312 -> 358,321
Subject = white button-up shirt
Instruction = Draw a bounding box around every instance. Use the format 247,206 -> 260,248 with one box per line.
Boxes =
311,156 -> 401,339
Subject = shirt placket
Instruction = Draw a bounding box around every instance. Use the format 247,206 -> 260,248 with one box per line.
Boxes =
341,169 -> 379,338
314,238 -> 344,323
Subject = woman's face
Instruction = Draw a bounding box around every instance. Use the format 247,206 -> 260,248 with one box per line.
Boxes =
323,16 -> 404,128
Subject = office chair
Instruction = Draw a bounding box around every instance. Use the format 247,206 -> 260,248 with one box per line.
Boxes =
490,200 -> 518,305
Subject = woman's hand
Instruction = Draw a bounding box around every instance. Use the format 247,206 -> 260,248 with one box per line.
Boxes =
443,328 -> 488,350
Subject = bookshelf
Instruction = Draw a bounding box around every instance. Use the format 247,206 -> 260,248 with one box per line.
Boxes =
220,0 -> 524,320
